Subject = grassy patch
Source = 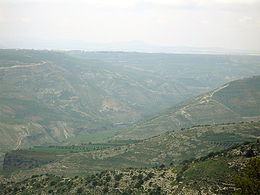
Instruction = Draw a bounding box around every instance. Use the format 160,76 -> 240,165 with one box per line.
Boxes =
183,158 -> 233,181
65,129 -> 120,144
30,140 -> 140,154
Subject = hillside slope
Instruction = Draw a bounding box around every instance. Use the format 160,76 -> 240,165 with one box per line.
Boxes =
115,76 -> 260,139
1,141 -> 259,194
0,50 -> 213,159
1,49 -> 260,164
67,51 -> 260,89
3,121 -> 260,178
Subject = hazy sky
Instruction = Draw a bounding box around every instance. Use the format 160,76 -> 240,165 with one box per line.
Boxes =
1,0 -> 260,51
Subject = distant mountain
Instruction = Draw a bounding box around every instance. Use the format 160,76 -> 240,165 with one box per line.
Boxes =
66,51 -> 260,89
115,76 -> 260,140
2,39 -> 259,54
0,44 -> 6,49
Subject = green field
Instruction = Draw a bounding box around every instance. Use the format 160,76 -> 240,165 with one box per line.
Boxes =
29,140 -> 140,154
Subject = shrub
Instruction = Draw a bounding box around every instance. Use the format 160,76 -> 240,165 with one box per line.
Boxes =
115,173 -> 123,181
105,175 -> 111,182
147,172 -> 154,179
137,173 -> 143,180
159,164 -> 165,169
114,182 -> 119,188
103,186 -> 109,193
76,187 -> 83,194
50,181 -> 57,186
134,179 -> 144,189
233,158 -> 260,194
92,180 -> 98,187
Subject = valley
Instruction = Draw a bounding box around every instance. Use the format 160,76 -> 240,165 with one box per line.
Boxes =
2,0 -> 260,193
0,49 -> 260,194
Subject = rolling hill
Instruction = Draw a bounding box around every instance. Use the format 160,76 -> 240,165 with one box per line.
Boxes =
2,121 -> 260,178
1,49 -> 260,166
0,50 -> 211,161
1,50 -> 260,194
114,76 -> 260,140
1,138 -> 259,194
66,51 -> 260,89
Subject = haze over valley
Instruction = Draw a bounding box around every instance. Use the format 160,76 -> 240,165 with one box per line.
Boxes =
0,49 -> 260,194
1,50 -> 260,155
1,0 -> 260,194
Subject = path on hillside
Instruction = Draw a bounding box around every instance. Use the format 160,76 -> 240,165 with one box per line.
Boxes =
0,61 -> 46,70
177,84 -> 230,121
15,126 -> 30,150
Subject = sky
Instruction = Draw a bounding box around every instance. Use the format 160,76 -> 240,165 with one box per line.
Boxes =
0,0 -> 260,51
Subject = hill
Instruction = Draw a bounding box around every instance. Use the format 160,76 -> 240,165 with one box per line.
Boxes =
0,50 -> 213,162
2,121 -> 260,179
1,140 -> 259,194
114,76 -> 260,140
1,49 -> 260,165
66,51 -> 260,89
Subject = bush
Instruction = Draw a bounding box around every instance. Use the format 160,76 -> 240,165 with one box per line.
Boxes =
77,187 -> 83,194
114,182 -> 119,188
50,181 -> 57,186
134,179 -> 144,189
115,173 -> 123,181
147,172 -> 154,179
92,180 -> 98,187
159,164 -> 165,169
137,173 -> 143,180
234,158 -> 260,194
245,149 -> 255,158
105,175 -> 111,182
103,186 -> 109,193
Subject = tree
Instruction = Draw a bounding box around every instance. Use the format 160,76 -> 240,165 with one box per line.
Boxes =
234,158 -> 260,194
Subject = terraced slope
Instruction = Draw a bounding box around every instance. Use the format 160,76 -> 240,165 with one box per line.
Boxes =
115,76 -> 260,139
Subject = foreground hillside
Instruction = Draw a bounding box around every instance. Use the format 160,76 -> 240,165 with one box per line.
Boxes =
1,140 -> 259,194
3,121 -> 260,179
115,76 -> 260,139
